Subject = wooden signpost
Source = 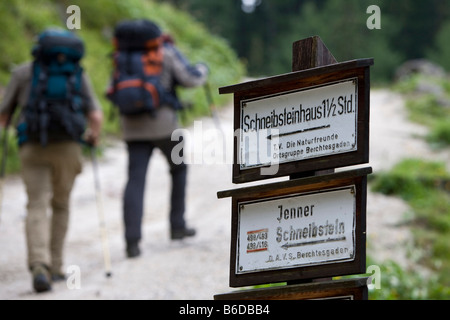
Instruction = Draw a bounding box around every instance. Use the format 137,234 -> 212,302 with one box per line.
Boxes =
215,36 -> 373,300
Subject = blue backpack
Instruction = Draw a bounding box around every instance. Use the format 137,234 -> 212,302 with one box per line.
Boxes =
20,29 -> 87,146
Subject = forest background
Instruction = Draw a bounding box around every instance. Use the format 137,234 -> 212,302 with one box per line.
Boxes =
2,0 -> 450,121
167,0 -> 450,83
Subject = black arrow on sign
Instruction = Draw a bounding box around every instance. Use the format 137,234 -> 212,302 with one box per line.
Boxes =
281,236 -> 346,250
267,124 -> 331,140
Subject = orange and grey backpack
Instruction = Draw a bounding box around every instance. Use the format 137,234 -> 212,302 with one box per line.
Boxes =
106,19 -> 178,116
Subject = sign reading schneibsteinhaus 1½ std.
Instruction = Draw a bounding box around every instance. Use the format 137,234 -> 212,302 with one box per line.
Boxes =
240,79 -> 357,169
237,186 -> 356,274
219,59 -> 373,184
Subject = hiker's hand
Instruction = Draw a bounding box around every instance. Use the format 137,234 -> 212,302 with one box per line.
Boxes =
162,33 -> 175,45
196,63 -> 209,76
86,109 -> 103,146
0,114 -> 10,128
84,128 -> 100,147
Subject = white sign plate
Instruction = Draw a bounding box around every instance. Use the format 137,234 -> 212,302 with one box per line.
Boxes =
236,187 -> 356,274
239,79 -> 358,169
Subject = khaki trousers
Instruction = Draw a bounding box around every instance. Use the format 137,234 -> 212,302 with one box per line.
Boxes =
19,142 -> 82,274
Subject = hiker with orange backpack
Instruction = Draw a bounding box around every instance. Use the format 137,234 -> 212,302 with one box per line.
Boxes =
0,28 -> 103,293
107,19 -> 208,258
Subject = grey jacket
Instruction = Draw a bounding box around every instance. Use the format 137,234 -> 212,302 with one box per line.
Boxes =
118,43 -> 208,141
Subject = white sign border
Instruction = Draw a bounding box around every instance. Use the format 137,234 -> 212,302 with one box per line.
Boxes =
235,186 -> 357,275
239,78 -> 359,170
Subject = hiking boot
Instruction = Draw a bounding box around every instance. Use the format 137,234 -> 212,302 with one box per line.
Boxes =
50,266 -> 66,282
126,241 -> 141,258
31,264 -> 52,293
171,227 -> 196,240
51,272 -> 66,282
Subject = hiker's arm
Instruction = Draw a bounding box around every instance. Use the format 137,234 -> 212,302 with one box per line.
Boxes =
80,72 -> 103,146
85,109 -> 103,146
0,66 -> 24,128
167,44 -> 208,88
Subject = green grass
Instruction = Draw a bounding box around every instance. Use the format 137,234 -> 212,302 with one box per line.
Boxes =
243,158 -> 450,299
365,74 -> 450,299
427,119 -> 450,148
0,129 -> 21,174
370,159 -> 450,295
365,258 -> 448,300
394,74 -> 450,148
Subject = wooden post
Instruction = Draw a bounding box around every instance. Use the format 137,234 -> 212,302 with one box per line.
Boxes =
290,36 -> 337,180
292,36 -> 337,72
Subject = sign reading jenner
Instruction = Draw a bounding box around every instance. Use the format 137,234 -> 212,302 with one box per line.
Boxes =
236,187 -> 356,274
240,79 -> 357,170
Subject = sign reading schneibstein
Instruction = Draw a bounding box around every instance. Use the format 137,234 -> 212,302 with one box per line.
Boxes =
237,187 -> 356,274
218,166 -> 370,288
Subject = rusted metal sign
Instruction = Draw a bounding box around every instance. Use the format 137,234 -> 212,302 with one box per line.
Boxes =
218,167 -> 370,287
239,79 -> 358,170
237,186 -> 356,274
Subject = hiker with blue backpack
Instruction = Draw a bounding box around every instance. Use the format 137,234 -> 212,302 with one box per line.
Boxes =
0,28 -> 103,293
107,19 -> 208,258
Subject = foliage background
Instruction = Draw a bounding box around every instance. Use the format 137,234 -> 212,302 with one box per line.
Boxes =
0,0 -> 449,300
168,0 -> 450,83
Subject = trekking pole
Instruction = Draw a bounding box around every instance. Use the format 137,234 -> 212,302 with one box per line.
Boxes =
0,125 -> 8,225
90,146 -> 112,278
